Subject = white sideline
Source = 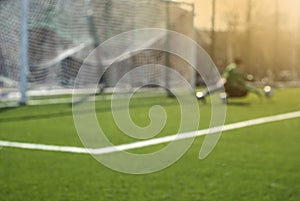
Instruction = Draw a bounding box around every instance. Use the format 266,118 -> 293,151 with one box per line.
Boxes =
0,111 -> 300,155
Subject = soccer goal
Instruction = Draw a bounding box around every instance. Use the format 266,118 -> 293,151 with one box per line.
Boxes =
0,0 -> 196,106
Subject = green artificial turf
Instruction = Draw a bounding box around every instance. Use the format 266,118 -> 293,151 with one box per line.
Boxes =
0,88 -> 299,201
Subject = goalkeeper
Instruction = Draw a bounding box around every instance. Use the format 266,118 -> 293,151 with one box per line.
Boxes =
197,58 -> 261,101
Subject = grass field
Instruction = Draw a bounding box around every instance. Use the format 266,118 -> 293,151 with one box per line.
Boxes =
0,88 -> 299,201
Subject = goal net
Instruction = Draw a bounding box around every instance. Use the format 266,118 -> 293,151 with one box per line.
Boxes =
0,0 -> 195,105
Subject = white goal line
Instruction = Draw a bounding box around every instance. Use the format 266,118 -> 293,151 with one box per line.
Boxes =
0,110 -> 300,155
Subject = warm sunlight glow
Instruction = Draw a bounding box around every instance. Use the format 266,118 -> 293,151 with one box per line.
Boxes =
182,0 -> 300,31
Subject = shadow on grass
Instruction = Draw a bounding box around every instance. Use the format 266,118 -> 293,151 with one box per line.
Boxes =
227,101 -> 251,106
0,100 -> 178,123
0,105 -> 19,113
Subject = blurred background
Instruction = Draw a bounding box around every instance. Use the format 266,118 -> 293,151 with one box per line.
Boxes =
0,0 -> 300,105
190,0 -> 300,82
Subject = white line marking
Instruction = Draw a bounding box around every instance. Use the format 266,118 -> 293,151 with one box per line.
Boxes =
1,110 -> 300,155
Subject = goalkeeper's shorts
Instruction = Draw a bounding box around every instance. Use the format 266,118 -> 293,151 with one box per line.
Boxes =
224,83 -> 248,98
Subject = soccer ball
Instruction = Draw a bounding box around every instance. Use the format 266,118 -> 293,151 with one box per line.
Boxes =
264,86 -> 273,97
196,91 -> 205,99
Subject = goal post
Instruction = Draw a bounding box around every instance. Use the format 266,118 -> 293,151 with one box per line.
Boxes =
20,0 -> 29,105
